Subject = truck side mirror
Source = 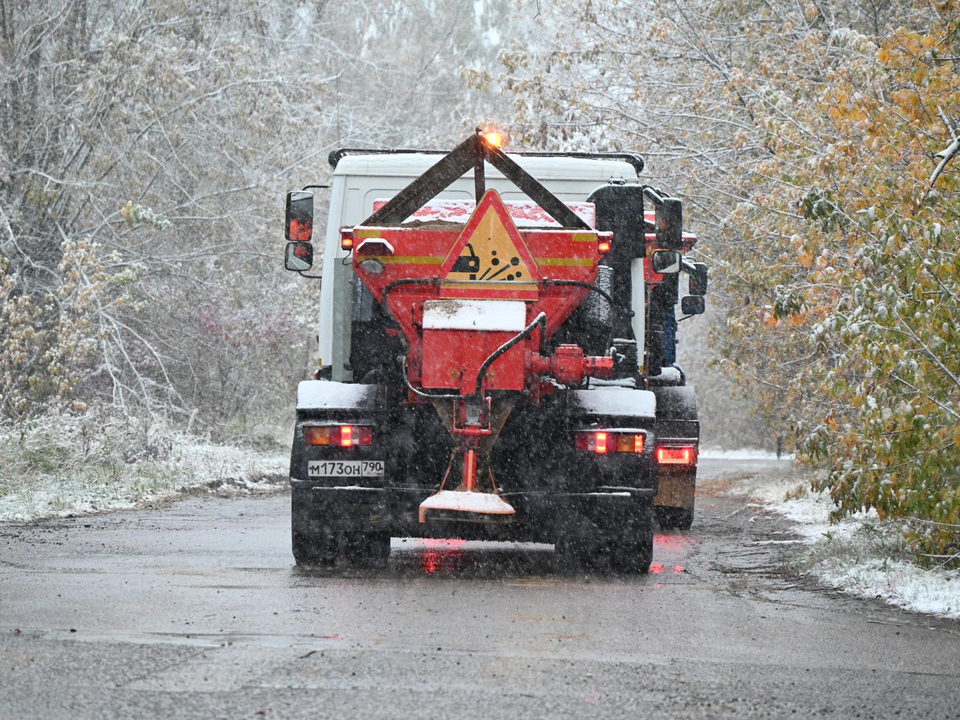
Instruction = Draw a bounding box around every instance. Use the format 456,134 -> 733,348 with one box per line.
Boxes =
655,197 -> 683,249
285,191 -> 314,241
689,262 -> 708,295
651,249 -> 681,274
284,241 -> 314,272
681,295 -> 705,315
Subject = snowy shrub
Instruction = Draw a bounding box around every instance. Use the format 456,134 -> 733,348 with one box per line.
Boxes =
1,0 -> 500,440
718,13 -> 960,564
1,410 -> 177,470
0,409 -> 286,522
0,239 -> 105,420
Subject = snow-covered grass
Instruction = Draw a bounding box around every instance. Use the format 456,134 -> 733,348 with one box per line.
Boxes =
721,464 -> 960,620
0,413 -> 287,523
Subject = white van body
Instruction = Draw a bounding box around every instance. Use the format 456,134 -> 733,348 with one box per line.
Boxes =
317,154 -> 645,381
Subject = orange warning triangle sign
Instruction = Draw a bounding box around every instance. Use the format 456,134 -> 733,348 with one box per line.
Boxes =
440,190 -> 538,284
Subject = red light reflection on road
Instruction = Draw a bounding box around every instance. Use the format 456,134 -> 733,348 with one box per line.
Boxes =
652,534 -> 690,576
420,538 -> 466,574
654,533 -> 694,548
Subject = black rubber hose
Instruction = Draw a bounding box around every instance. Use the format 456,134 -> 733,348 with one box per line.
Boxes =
473,312 -> 547,397
400,357 -> 460,399
543,279 -> 624,353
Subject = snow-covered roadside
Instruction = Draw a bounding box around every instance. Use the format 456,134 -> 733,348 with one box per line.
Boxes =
719,464 -> 960,620
0,418 -> 287,522
700,448 -> 794,461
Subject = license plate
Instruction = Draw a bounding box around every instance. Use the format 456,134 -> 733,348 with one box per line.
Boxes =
308,460 -> 385,478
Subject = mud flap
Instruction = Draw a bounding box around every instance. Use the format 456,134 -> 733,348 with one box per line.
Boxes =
553,490 -> 655,573
656,472 -> 696,509
291,486 -> 391,567
292,486 -> 390,531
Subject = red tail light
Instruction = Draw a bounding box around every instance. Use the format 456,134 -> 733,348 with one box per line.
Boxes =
576,431 -> 644,454
303,425 -> 373,447
595,431 -> 608,454
598,238 -> 611,255
341,230 -> 354,251
656,446 -> 696,465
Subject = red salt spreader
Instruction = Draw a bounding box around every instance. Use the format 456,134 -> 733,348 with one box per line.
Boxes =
347,156 -> 616,521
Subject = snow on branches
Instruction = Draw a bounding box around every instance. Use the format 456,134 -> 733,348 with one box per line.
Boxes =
496,0 -> 960,563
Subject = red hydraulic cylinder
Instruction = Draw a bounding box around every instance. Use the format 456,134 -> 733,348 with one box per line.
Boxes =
529,344 -> 614,386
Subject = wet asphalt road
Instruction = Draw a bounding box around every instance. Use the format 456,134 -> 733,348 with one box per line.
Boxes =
2,458 -> 959,719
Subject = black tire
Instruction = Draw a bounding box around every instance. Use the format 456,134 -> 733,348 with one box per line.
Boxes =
291,489 -> 390,568
655,506 -> 695,531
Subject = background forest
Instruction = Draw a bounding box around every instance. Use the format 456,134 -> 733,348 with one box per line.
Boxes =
1,0 -> 957,559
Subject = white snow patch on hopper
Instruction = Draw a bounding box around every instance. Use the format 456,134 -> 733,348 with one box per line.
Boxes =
422,299 -> 526,332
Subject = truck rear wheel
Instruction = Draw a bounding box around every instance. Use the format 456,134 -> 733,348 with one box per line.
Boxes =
291,489 -> 390,568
